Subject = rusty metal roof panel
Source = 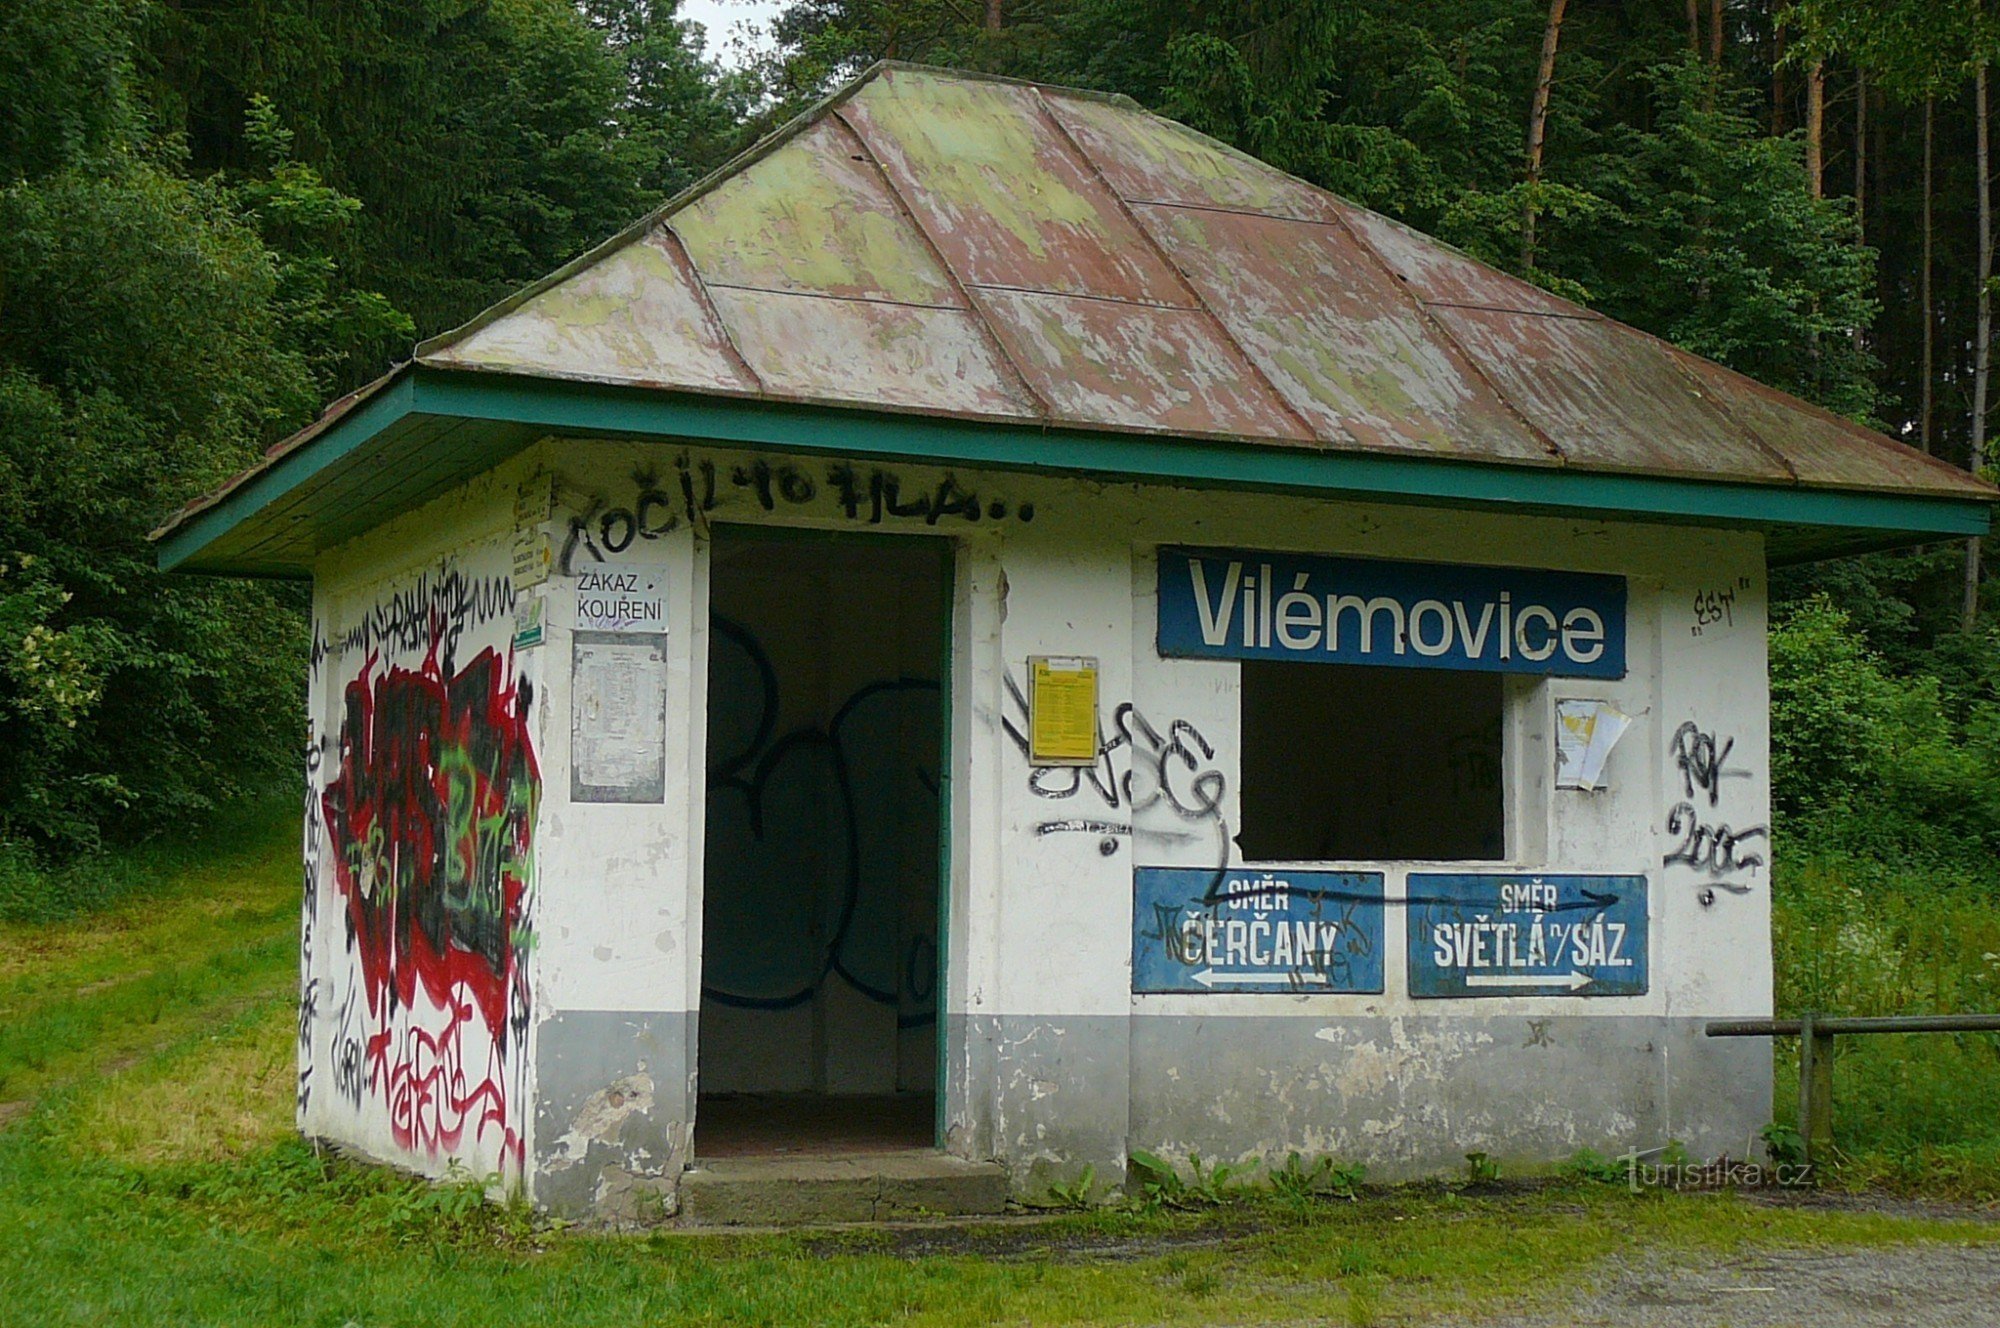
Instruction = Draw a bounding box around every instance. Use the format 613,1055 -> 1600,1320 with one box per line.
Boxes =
1671,349 -> 1994,495
1432,305 -> 1792,480
706,285 -> 1038,417
425,229 -> 756,393
836,67 -> 1192,306
671,116 -> 963,307
973,287 -> 1315,441
233,58 -> 1988,556
1133,202 -> 1552,462
1040,89 -> 1342,223
1338,203 -> 1586,318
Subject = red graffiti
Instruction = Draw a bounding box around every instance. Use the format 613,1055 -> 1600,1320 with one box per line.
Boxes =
321,643 -> 538,1167
382,998 -> 510,1161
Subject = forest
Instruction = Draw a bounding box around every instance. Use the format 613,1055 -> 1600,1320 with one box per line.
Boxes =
2,2 -> 1998,1151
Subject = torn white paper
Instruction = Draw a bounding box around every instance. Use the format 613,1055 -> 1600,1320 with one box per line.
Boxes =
1555,699 -> 1633,792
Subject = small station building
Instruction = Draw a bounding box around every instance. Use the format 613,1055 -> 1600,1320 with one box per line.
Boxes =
157,64 -> 1995,1219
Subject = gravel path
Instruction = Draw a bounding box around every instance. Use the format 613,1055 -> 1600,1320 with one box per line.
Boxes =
1472,1243 -> 2000,1327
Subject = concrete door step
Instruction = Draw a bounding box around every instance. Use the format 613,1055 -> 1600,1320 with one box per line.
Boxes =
680,1149 -> 1009,1225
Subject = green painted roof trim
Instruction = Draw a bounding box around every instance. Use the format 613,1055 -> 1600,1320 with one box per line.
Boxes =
156,366 -> 1993,575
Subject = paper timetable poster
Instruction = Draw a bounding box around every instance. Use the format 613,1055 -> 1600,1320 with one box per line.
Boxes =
1028,655 -> 1099,765
570,632 -> 669,803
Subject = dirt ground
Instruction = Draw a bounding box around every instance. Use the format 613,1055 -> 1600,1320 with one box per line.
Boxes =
1468,1242 -> 2000,1327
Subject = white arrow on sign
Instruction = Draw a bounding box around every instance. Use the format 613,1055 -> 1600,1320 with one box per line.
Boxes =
1464,971 -> 1594,991
1192,968 -> 1329,988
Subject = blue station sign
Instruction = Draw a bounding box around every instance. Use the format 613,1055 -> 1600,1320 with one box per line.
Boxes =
1133,867 -> 1384,994
1156,547 -> 1626,678
1407,874 -> 1648,998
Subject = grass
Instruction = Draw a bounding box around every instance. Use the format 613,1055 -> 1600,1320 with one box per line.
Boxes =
0,798 -> 297,1110
1772,846 -> 2000,1201
0,800 -> 1996,1326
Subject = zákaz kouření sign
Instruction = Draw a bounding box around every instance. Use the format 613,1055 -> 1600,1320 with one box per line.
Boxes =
1407,873 -> 1647,998
1133,867 -> 1384,994
1157,547 -> 1626,678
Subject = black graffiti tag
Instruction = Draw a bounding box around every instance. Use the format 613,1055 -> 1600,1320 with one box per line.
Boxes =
1002,672 -> 1229,882
1663,802 -> 1766,877
1670,721 -> 1750,807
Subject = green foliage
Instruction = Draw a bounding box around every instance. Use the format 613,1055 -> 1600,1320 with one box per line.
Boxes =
1558,1148 -> 1626,1185
141,0 -> 748,346
584,0 -> 760,199
1463,1151 -> 1500,1186
234,96 -> 414,395
0,0 -> 139,178
0,154 -> 312,852
1762,1122 -> 1808,1167
1601,64 -> 1879,419
1767,608 -> 2000,1212
1127,1149 -> 1256,1209
1268,1151 -> 1366,1201
1040,1163 -> 1099,1210
1769,598 -> 2000,872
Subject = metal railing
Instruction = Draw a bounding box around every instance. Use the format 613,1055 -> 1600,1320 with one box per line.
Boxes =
1706,1014 -> 2000,1165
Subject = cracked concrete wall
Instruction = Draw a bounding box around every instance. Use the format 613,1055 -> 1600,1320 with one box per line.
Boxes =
531,1011 -> 694,1217
1129,1014 -> 1767,1175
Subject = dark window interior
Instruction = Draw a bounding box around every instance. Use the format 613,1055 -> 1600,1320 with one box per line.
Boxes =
1238,661 -> 1506,862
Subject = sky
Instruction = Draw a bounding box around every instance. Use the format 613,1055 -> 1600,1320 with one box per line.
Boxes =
677,0 -> 786,68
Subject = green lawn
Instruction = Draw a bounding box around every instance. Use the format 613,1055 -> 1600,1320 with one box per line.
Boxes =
0,803 -> 1994,1328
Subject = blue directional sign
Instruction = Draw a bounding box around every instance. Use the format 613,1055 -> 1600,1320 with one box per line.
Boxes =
1407,874 -> 1648,998
1156,547 -> 1627,679
1133,867 -> 1384,994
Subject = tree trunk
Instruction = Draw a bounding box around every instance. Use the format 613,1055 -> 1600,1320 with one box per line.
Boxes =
1852,69 -> 1866,354
1709,0 -> 1723,66
1687,0 -> 1700,56
1854,69 -> 1867,239
1805,59 -> 1825,198
1922,95 -> 1935,454
1522,0 -> 1570,272
986,0 -> 1002,34
1772,23 -> 1787,135
1970,63 -> 1992,629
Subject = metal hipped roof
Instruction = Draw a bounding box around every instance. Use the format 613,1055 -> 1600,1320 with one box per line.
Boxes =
155,63 -> 1994,576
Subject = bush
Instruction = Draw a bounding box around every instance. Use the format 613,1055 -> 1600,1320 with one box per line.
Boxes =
1769,598 -> 2000,877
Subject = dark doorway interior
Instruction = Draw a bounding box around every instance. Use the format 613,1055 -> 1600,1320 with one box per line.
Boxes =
697,529 -> 948,1155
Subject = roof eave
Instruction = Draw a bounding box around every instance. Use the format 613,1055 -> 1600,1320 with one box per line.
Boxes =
152,366 -> 1996,579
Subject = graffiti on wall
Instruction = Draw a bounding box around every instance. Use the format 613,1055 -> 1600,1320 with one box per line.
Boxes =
1663,719 -> 1763,905
298,639 -> 324,1116
1002,669 -> 1232,885
310,565 -> 516,671
558,457 -> 1037,575
305,563 -> 538,1173
700,618 -> 939,1027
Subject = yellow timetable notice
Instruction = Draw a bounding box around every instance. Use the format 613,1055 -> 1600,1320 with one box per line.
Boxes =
1028,655 -> 1099,765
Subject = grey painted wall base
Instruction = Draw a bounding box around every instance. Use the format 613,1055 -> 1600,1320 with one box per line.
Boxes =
522,1009 -> 1767,1216
1128,1013 -> 1770,1179
532,1010 -> 694,1218
949,1014 -> 1132,1190
947,1012 -> 1768,1199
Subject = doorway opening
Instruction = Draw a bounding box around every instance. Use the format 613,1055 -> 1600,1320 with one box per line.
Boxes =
697,528 -> 950,1157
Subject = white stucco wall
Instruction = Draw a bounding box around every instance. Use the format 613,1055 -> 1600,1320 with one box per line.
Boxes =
300,433 -> 1774,1211
300,455 -> 541,1185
